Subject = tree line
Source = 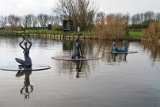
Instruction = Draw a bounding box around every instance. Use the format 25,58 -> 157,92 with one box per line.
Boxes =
0,14 -> 60,28
0,0 -> 160,40
130,11 -> 160,29
0,11 -> 159,30
0,0 -> 159,31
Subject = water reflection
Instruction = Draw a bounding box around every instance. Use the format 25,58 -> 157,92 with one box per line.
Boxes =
1,36 -> 160,62
1,37 -> 160,107
75,61 -> 82,78
141,42 -> 160,60
16,68 -> 33,99
58,61 -> 90,78
74,61 -> 90,78
112,53 -> 127,62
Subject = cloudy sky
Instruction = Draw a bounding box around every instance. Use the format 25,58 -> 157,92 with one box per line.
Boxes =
0,0 -> 159,16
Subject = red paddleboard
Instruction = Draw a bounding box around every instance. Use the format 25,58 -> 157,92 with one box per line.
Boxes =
52,55 -> 101,61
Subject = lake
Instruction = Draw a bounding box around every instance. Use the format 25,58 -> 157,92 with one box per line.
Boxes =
0,36 -> 160,107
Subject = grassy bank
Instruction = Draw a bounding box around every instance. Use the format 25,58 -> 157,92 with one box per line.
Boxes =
0,29 -> 95,36
128,31 -> 144,39
0,28 -> 143,40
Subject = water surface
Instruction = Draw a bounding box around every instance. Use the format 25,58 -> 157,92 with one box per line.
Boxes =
0,36 -> 160,107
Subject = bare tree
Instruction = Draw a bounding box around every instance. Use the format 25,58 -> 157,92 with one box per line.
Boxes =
155,13 -> 160,21
0,16 -> 7,28
27,14 -> 35,27
144,11 -> 155,21
21,14 -> 37,28
21,16 -> 27,28
37,14 -> 49,27
32,15 -> 38,27
131,13 -> 143,25
53,16 -> 60,25
53,0 -> 97,31
47,15 -> 60,25
8,15 -> 21,27
95,12 -> 106,23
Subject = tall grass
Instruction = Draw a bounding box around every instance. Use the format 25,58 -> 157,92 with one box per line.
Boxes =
144,21 -> 160,42
95,14 -> 128,40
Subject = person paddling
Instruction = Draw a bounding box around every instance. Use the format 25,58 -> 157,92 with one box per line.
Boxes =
111,40 -> 128,52
15,37 -> 32,68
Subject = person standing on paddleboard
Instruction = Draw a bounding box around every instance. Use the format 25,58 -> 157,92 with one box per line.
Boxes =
71,37 -> 83,59
15,37 -> 32,68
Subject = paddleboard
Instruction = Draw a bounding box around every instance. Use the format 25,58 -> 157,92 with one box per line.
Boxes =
52,55 -> 101,61
106,51 -> 138,54
0,65 -> 51,71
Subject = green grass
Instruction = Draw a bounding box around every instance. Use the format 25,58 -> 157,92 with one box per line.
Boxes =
0,28 -> 95,36
0,29 -> 19,35
0,28 -> 144,40
128,31 -> 144,39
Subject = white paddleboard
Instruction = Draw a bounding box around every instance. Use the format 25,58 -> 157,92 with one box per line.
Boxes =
0,65 -> 51,71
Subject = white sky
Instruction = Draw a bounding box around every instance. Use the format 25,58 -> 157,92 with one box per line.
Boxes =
0,0 -> 159,16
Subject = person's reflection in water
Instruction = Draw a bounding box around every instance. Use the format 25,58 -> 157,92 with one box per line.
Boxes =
124,54 -> 127,62
112,53 -> 128,62
16,68 -> 33,99
75,61 -> 82,78
112,53 -> 117,62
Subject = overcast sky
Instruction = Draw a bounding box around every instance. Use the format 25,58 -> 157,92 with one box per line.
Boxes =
0,0 -> 159,16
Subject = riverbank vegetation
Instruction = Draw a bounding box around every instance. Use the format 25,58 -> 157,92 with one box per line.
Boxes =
0,0 -> 160,42
95,13 -> 129,40
144,21 -> 160,42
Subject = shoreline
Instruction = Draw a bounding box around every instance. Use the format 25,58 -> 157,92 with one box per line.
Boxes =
0,33 -> 142,42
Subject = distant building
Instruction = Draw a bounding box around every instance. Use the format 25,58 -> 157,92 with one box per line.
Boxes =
48,24 -> 52,30
62,20 -> 73,32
